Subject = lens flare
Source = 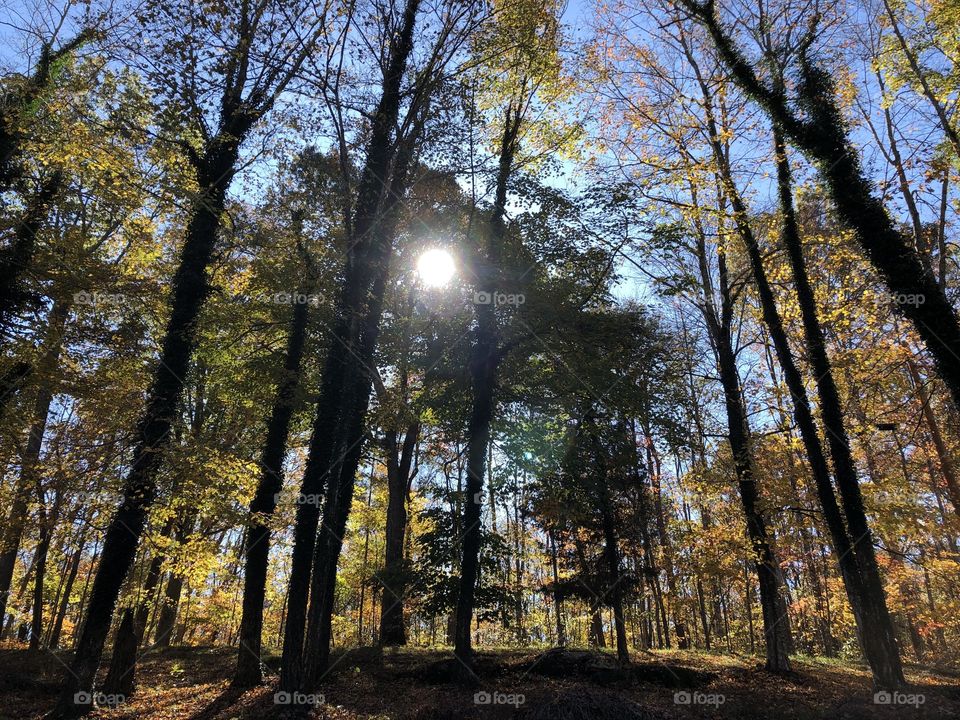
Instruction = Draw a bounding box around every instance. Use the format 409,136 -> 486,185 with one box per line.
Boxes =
417,248 -> 455,288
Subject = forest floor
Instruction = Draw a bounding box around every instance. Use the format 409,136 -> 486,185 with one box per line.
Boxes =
0,644 -> 957,720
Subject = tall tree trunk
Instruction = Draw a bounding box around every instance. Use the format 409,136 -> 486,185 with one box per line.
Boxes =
29,507 -> 51,650
278,0 -> 421,692
588,425 -> 630,666
28,486 -> 63,650
548,530 -> 566,646
301,142 -> 417,683
233,286 -> 310,687
453,104 -> 522,679
773,127 -> 905,688
682,95 -> 790,670
714,328 -> 791,672
630,422 -> 670,649
644,432 -> 685,648
302,261 -> 392,686
679,44 -> 791,667
51,137 -> 245,718
705,228 -> 792,672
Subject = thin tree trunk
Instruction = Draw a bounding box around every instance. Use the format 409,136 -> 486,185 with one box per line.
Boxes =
29,508 -> 52,650
0,298 -> 69,623
548,530 -> 565,646
133,518 -> 175,643
906,356 -> 960,518
49,530 -> 87,650
588,426 -> 630,666
707,227 -> 792,673
879,0 -> 960,158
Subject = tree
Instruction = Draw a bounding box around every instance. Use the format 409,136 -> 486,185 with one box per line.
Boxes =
453,0 -> 570,678
679,0 -> 960,422
50,0 -> 327,711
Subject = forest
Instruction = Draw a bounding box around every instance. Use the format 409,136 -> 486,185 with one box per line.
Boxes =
0,0 -> 958,716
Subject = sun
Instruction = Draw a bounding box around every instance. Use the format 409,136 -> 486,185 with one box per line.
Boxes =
417,248 -> 455,288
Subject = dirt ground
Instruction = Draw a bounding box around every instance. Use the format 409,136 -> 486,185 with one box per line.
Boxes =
0,644 -> 957,719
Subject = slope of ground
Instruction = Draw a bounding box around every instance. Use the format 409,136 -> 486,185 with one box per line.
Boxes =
0,644 -> 956,720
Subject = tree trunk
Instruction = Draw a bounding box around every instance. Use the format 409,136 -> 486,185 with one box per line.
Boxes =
0,171 -> 63,335
302,161 -> 412,684
709,239 -> 792,673
588,426 -> 630,666
302,301 -> 388,684
548,530 -> 566,646
101,608 -> 137,700
278,0 -> 421,693
453,104 -> 522,680
379,421 -> 419,646
51,137 -> 244,718
716,345 -> 791,672
133,518 -> 176,643
773,127 -> 905,688
233,286 -> 310,687
0,31 -> 93,191
49,530 -> 86,649
0,360 -> 31,426
906,355 -> 960,518
154,573 -> 184,648
643,433 -> 684,649
29,507 -> 52,650
0,298 -> 68,624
